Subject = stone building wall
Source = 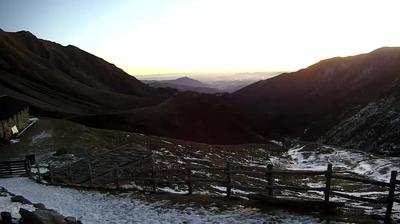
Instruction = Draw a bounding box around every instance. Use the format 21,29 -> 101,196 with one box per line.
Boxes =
0,120 -> 3,140
0,108 -> 29,141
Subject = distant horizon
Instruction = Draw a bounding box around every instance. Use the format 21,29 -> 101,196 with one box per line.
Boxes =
135,70 -> 286,82
1,0 -> 399,76
0,27 -> 398,82
3,27 -> 399,82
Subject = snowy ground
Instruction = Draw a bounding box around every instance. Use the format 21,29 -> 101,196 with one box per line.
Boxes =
0,192 -> 34,219
281,144 -> 400,182
0,178 -> 324,224
1,117 -> 398,222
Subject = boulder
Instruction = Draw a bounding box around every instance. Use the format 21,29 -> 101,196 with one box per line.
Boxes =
33,209 -> 65,224
11,195 -> 31,204
33,203 -> 46,209
64,217 -> 76,222
19,208 -> 43,224
0,211 -> 12,224
19,208 -> 80,224
64,216 -> 82,224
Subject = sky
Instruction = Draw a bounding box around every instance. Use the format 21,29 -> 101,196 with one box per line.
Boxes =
1,0 -> 400,77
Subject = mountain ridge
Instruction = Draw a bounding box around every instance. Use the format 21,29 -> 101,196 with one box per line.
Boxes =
1,29 -> 400,153
0,29 -> 173,115
231,46 -> 400,153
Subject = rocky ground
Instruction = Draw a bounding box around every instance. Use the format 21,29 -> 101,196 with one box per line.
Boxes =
321,97 -> 400,156
0,186 -> 81,223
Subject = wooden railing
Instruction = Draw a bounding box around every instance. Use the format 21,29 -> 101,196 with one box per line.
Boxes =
33,162 -> 399,222
0,159 -> 30,178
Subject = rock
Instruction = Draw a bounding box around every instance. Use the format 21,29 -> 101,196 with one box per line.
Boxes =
11,195 -> 31,204
321,97 -> 400,156
19,208 -> 44,224
33,209 -> 65,224
64,216 -> 76,222
33,203 -> 46,209
1,211 -> 12,224
64,216 -> 81,224
0,188 -> 15,197
20,208 -> 79,224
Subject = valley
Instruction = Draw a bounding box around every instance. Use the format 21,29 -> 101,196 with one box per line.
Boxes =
2,29 -> 400,155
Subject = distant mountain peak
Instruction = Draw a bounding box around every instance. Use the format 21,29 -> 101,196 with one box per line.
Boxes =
175,76 -> 199,82
167,76 -> 207,87
176,76 -> 193,80
15,30 -> 36,38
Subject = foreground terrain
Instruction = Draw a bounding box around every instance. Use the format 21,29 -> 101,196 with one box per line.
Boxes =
0,118 -> 398,223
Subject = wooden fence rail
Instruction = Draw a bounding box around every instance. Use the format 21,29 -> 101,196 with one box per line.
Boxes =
0,159 -> 30,178
331,174 -> 391,187
34,161 -> 399,222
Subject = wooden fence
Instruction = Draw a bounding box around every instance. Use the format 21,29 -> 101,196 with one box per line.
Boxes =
34,161 -> 399,222
0,159 -> 30,178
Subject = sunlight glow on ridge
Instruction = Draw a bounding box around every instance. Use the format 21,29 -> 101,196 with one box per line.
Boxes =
95,0 -> 400,75
2,0 -> 399,76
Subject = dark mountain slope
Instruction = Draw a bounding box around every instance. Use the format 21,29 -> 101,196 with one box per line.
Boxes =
0,29 -> 260,144
0,30 -> 172,115
321,97 -> 400,155
74,92 -> 264,144
232,47 -> 400,140
2,29 -> 400,149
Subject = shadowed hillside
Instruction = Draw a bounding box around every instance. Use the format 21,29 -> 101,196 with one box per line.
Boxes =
232,47 -> 400,143
0,29 -> 173,115
74,92 -> 264,144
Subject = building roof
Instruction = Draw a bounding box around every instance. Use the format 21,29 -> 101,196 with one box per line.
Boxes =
0,96 -> 29,120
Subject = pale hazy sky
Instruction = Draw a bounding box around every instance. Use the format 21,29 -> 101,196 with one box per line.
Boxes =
1,0 -> 400,76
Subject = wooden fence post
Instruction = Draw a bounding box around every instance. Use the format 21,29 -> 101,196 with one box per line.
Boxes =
48,164 -> 54,184
67,165 -> 73,184
226,161 -> 232,198
114,164 -> 120,190
88,163 -> 94,187
186,162 -> 193,195
151,166 -> 157,193
266,164 -> 273,196
35,163 -> 42,183
324,163 -> 332,203
24,160 -> 30,177
385,170 -> 397,222
25,160 -> 31,178
7,162 -> 12,176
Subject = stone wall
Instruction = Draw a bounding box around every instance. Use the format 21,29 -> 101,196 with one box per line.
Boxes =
0,107 -> 29,141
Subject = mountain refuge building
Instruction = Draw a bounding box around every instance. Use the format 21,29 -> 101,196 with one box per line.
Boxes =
0,95 -> 29,142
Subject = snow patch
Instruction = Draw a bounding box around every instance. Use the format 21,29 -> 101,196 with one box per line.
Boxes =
158,187 -> 187,194
0,178 -> 320,224
269,140 -> 283,147
120,181 -> 143,191
161,140 -> 173,145
31,130 -> 52,145
0,194 -> 35,219
10,139 -> 20,144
